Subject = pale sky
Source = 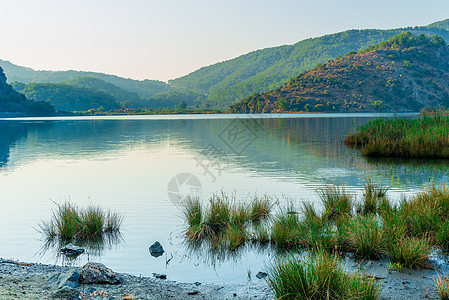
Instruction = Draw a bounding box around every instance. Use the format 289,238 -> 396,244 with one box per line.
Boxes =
1,0 -> 448,82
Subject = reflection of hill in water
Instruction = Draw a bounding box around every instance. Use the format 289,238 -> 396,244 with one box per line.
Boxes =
0,122 -> 49,167
1,115 -> 446,188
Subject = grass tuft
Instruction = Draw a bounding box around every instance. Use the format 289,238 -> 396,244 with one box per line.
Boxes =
250,194 -> 274,222
346,215 -> 384,259
317,184 -> 353,220
267,250 -> 380,300
386,236 -> 431,269
435,274 -> 449,300
39,201 -> 122,242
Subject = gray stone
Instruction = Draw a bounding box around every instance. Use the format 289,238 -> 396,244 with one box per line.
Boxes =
51,286 -> 81,300
149,241 -> 165,257
60,243 -> 85,257
80,262 -> 122,285
256,272 -> 268,279
48,270 -> 80,288
152,273 -> 167,279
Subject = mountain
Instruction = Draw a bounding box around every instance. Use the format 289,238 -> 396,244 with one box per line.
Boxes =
0,67 -> 54,115
2,20 -> 449,110
62,77 -> 142,107
170,20 -> 449,108
12,82 -> 120,112
229,33 -> 449,113
0,59 -> 170,99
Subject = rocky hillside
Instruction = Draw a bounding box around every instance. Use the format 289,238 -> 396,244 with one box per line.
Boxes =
171,20 -> 449,108
229,33 -> 449,113
0,67 -> 54,115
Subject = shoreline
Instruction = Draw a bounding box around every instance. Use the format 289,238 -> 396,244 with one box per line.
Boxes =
1,255 -> 446,299
0,258 -> 273,299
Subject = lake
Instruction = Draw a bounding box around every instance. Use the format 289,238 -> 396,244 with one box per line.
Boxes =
0,113 -> 448,283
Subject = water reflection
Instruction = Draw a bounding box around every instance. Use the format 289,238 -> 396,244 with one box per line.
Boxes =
37,231 -> 124,266
1,114 -> 445,191
180,240 -> 274,269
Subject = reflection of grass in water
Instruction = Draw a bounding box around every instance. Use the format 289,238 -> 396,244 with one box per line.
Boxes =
359,156 -> 449,188
38,230 -> 124,263
181,238 -> 273,268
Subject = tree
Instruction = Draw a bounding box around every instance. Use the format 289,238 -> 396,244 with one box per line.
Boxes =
179,100 -> 187,110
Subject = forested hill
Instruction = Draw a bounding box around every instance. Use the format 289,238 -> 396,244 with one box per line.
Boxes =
0,67 -> 54,115
229,33 -> 449,113
0,60 -> 170,99
170,20 -> 449,108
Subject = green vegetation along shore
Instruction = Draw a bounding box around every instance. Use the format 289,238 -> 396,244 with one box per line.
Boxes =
181,182 -> 449,299
345,115 -> 449,158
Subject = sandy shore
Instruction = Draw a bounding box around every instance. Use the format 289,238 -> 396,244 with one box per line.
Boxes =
0,255 -> 447,299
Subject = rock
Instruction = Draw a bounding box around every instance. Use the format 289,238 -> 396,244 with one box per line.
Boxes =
51,286 -> 81,300
60,243 -> 85,257
256,272 -> 268,279
152,273 -> 167,279
188,290 -> 199,295
149,241 -> 165,257
49,270 -> 80,288
80,262 -> 122,285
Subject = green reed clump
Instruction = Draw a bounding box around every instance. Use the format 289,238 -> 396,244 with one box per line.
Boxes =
386,236 -> 431,269
437,221 -> 449,248
435,274 -> 449,300
183,193 -> 275,249
39,201 -> 122,241
298,203 -> 335,250
344,115 -> 449,158
346,215 -> 384,259
317,184 -> 353,220
205,192 -> 232,234
183,197 -> 204,241
250,194 -> 274,222
357,179 -> 390,215
267,250 -> 380,300
271,204 -> 301,248
226,224 -> 247,249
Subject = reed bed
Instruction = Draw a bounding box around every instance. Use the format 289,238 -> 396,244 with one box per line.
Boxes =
182,182 -> 449,269
344,115 -> 449,158
180,183 -> 449,299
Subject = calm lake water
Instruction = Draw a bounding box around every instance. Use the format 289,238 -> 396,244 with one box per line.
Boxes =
1,113 -> 448,283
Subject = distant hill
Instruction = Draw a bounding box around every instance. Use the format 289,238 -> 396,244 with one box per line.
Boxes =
12,82 -> 120,112
0,67 -> 54,115
170,20 -> 449,108
0,60 -> 170,99
229,33 -> 449,113
62,77 -> 143,107
2,20 -> 449,109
